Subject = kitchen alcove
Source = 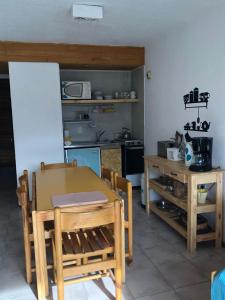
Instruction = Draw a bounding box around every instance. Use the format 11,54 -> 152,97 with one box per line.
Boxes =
60,67 -> 145,141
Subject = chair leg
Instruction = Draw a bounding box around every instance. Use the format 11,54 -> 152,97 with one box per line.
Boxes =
115,268 -> 122,300
52,240 -> 57,283
57,279 -> 64,300
127,228 -> 133,264
24,243 -> 32,283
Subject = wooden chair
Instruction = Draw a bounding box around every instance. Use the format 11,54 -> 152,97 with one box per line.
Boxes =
17,172 -> 52,284
17,169 -> 29,205
101,166 -> 114,189
211,270 -> 217,283
40,160 -> 77,171
114,173 -> 133,263
52,201 -> 123,300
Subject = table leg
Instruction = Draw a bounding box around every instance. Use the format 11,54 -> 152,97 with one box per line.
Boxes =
187,176 -> 197,253
32,211 -> 49,299
215,173 -> 223,248
127,183 -> 133,263
144,159 -> 150,215
121,200 -> 125,283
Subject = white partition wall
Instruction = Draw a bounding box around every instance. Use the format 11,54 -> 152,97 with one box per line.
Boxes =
9,62 -> 64,183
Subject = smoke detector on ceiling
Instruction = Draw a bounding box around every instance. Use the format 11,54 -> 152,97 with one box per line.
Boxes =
72,4 -> 103,21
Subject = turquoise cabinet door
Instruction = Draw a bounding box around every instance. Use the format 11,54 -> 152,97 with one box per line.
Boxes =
66,147 -> 101,176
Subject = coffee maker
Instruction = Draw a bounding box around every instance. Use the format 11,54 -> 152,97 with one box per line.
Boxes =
189,137 -> 213,172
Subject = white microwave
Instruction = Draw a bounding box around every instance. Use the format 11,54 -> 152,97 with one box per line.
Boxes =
61,81 -> 91,100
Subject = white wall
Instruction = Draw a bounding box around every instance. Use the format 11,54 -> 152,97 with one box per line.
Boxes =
144,5 -> 225,238
145,6 -> 225,163
131,66 -> 145,140
9,62 -> 64,184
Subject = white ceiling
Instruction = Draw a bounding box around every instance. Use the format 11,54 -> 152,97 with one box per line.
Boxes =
0,0 -> 224,46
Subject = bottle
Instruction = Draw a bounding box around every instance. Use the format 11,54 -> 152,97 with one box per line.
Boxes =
64,129 -> 72,146
193,88 -> 199,103
189,91 -> 194,103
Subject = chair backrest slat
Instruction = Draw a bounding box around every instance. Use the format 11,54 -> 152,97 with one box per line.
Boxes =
40,160 -> 77,171
114,172 -> 133,262
114,173 -> 132,195
55,203 -> 116,232
17,185 -> 32,234
101,166 -> 114,189
32,172 -> 37,211
18,170 -> 30,212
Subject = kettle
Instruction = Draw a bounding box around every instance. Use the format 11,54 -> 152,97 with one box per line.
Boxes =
201,121 -> 210,131
120,127 -> 132,140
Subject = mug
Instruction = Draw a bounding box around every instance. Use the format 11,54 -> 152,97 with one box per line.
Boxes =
200,92 -> 210,101
184,122 -> 190,130
202,92 -> 210,101
199,93 -> 205,102
183,94 -> 189,104
191,121 -> 196,130
204,92 -> 210,98
201,121 -> 210,131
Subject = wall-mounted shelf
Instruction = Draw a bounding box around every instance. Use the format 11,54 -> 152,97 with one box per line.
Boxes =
184,101 -> 208,109
183,89 -> 210,132
183,128 -> 208,132
61,98 -> 139,105
63,119 -> 93,124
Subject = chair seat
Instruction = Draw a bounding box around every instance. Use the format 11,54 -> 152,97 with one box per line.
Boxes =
52,201 -> 122,300
53,226 -> 114,261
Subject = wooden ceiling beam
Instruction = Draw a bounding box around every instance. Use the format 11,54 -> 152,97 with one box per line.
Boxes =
0,41 -> 145,70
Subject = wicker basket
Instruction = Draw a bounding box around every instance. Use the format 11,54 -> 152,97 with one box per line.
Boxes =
173,180 -> 187,199
181,214 -> 208,230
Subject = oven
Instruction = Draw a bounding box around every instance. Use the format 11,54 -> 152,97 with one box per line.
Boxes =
122,140 -> 144,187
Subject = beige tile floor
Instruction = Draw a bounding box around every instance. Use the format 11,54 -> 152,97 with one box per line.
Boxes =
0,182 -> 224,300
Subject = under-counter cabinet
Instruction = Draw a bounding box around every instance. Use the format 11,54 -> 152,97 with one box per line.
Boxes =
144,155 -> 223,253
101,146 -> 122,176
65,147 -> 101,176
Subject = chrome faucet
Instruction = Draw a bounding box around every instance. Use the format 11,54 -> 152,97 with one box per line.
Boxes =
96,129 -> 105,142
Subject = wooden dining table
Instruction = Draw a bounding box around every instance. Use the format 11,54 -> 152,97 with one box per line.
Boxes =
32,166 -> 124,300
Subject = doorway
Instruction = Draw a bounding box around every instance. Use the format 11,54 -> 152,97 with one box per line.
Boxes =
0,78 -> 16,190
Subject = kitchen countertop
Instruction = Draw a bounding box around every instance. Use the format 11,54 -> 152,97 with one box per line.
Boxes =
64,141 -> 122,149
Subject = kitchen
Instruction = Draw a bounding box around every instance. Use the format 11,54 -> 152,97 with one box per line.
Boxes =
61,68 -> 145,185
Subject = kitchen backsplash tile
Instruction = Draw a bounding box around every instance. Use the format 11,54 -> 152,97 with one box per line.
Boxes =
62,104 -> 132,142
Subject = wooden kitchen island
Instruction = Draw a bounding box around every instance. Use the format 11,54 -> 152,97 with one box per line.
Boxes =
144,155 -> 223,253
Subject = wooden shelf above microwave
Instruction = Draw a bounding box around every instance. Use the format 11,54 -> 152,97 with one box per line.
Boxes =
61,98 -> 139,104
